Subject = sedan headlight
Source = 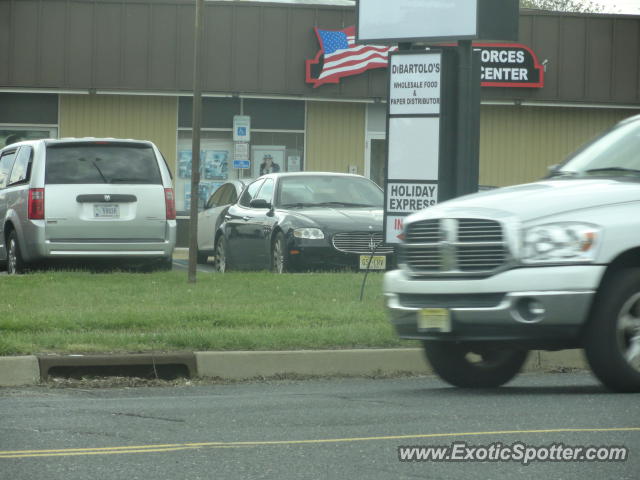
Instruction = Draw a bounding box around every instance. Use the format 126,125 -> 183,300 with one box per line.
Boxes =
522,222 -> 600,264
293,228 -> 325,240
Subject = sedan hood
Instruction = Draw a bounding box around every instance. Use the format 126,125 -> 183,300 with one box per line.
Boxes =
412,179 -> 640,223
285,207 -> 384,231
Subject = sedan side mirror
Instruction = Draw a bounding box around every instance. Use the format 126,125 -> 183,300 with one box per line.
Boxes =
249,198 -> 272,209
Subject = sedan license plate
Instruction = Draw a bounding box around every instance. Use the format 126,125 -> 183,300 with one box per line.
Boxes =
359,255 -> 386,270
418,308 -> 452,332
94,204 -> 120,218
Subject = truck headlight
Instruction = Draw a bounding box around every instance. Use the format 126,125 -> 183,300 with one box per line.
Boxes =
522,223 -> 600,264
293,228 -> 324,240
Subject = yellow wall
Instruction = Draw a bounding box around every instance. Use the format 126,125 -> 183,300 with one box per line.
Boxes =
479,106 -> 640,187
59,95 -> 178,174
305,102 -> 365,174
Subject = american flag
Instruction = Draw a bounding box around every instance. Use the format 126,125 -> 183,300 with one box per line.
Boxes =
305,26 -> 397,88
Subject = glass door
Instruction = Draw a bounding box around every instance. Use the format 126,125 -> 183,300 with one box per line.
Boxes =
365,133 -> 386,189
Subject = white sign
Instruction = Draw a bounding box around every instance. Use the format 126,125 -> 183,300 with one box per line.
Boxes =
385,215 -> 406,243
357,0 -> 478,43
388,117 -> 440,179
387,182 -> 438,213
233,115 -> 251,142
287,155 -> 301,172
234,142 -> 249,160
389,54 -> 441,115
384,51 -> 443,244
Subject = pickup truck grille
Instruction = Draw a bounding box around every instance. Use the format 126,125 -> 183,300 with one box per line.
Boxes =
401,218 -> 508,276
332,232 -> 394,254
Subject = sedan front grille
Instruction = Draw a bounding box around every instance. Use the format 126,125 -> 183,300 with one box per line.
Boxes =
332,232 -> 394,254
401,218 -> 508,276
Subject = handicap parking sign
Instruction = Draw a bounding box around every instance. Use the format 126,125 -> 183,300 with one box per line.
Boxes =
233,116 -> 251,141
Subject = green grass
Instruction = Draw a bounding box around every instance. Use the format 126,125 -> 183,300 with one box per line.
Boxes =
0,271 -> 408,355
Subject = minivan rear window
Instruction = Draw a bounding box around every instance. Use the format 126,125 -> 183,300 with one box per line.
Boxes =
45,143 -> 162,184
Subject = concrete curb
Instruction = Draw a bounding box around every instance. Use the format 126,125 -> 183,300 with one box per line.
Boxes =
194,348 -> 430,378
0,349 -> 589,386
172,248 -> 189,260
0,356 -> 40,386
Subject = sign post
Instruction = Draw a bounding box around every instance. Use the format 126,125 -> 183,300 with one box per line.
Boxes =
357,0 -> 518,245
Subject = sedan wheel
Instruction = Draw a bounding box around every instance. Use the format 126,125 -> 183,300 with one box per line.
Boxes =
7,231 -> 25,275
214,236 -> 228,273
271,233 -> 288,274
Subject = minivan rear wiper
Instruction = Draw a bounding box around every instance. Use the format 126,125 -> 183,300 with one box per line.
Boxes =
91,160 -> 108,183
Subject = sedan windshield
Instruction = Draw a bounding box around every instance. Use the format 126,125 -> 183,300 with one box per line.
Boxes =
554,119 -> 640,178
277,175 -> 383,208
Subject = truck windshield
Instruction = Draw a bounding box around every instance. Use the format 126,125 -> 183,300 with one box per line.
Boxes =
556,119 -> 640,178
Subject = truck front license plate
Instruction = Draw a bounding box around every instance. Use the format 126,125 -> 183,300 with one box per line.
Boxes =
418,308 -> 451,332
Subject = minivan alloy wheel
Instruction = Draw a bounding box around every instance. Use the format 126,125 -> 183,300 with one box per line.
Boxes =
7,232 -> 23,275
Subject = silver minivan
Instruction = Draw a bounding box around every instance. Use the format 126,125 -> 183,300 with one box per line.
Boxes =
0,138 -> 176,273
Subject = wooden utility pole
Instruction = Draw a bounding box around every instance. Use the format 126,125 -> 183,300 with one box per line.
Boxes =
188,0 -> 204,283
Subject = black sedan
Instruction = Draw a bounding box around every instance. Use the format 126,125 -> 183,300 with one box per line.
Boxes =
213,172 -> 394,272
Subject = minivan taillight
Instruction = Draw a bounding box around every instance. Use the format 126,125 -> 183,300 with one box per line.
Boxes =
164,188 -> 176,220
28,188 -> 45,220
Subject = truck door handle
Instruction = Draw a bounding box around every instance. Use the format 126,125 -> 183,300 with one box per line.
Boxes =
242,216 -> 251,221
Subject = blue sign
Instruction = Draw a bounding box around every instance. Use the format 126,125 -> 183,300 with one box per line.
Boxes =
233,160 -> 250,169
237,127 -> 247,136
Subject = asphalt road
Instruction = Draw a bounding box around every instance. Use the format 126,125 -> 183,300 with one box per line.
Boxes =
1,372 -> 638,480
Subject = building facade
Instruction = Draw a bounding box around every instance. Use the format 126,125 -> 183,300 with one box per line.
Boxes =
1,0 -> 639,242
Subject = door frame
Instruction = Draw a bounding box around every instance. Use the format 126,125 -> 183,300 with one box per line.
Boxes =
364,132 -> 386,184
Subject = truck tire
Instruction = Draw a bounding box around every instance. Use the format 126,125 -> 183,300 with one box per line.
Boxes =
584,268 -> 640,393
423,341 -> 528,388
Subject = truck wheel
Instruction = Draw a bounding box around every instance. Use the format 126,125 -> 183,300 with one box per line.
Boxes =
422,341 -> 528,388
7,231 -> 26,275
584,269 -> 640,393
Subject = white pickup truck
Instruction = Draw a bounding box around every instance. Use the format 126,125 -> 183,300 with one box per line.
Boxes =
384,114 -> 640,392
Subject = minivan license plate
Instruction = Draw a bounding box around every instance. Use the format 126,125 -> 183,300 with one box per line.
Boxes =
418,308 -> 451,332
94,204 -> 120,218
359,255 -> 386,270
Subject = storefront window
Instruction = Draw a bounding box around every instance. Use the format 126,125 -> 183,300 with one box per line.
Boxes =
176,97 -> 305,215
1,127 -> 58,148
176,131 -> 234,215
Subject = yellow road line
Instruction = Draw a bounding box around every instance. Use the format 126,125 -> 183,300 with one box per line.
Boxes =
1,427 -> 639,459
